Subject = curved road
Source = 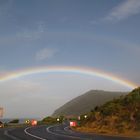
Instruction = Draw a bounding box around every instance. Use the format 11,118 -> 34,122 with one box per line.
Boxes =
0,124 -> 139,140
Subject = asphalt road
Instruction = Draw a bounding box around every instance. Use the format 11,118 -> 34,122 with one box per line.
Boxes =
0,124 -> 139,140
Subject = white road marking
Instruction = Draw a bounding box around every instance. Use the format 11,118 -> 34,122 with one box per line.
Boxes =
24,126 -> 47,140
46,125 -> 92,140
4,130 -> 21,140
64,126 -> 73,133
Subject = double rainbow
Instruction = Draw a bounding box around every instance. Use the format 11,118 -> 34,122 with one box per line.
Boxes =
0,66 -> 137,89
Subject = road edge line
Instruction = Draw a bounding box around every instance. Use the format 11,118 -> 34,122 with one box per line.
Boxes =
24,126 -> 46,140
46,125 -> 91,140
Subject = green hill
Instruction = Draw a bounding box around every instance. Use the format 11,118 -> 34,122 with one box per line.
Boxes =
52,90 -> 127,117
76,87 -> 140,137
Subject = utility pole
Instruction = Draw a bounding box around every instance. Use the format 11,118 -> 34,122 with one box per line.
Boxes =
0,107 -> 4,118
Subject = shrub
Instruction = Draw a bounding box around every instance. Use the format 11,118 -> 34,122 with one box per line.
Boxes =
9,119 -> 19,123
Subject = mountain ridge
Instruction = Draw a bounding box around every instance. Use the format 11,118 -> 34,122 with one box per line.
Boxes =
52,90 -> 128,117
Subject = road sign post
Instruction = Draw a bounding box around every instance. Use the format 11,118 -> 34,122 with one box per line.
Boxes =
0,108 -> 3,118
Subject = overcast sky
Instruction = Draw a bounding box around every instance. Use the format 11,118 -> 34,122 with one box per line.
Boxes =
0,0 -> 140,118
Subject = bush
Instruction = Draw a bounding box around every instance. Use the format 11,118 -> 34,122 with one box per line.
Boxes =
9,119 -> 19,123
42,116 -> 57,124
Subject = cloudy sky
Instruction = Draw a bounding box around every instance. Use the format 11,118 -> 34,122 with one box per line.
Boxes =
0,0 -> 140,118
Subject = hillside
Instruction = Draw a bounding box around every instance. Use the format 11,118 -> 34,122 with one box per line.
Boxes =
52,90 -> 127,117
76,87 -> 140,137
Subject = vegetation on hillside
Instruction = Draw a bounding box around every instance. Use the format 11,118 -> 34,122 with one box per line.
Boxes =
76,87 -> 140,136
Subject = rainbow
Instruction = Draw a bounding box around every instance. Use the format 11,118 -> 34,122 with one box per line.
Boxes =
0,66 -> 137,89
